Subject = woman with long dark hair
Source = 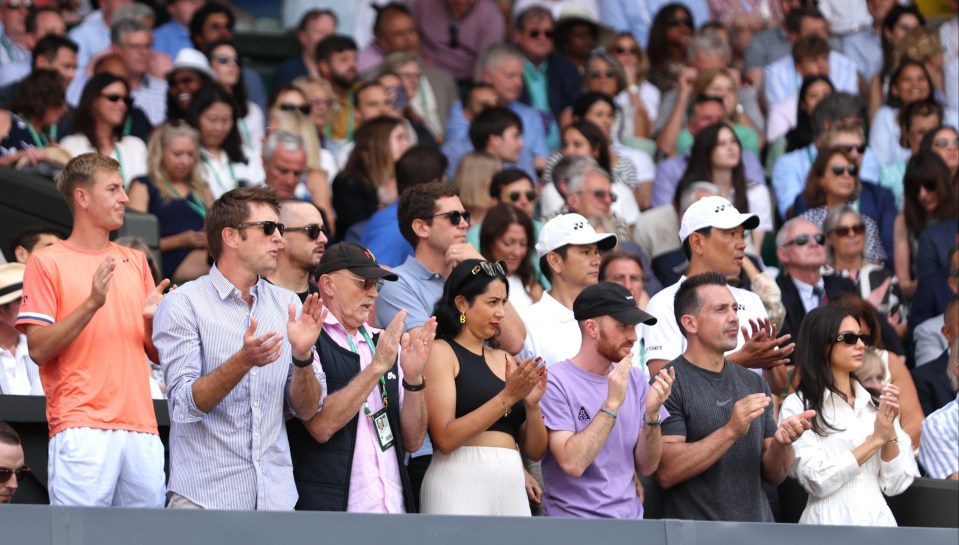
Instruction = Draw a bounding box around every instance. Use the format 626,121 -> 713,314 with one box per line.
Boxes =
186,82 -> 259,198
420,259 -> 547,515
0,69 -> 69,167
206,40 -> 264,156
479,204 -> 542,309
870,59 -> 936,166
646,3 -> 695,94
781,303 -> 916,525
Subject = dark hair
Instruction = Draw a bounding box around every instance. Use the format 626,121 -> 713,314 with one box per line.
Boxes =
811,93 -> 867,137
679,122 -> 749,213
686,93 -> 725,120
433,259 -> 509,343
372,2 -> 413,36
206,186 -> 280,260
9,225 -> 65,258
903,151 -> 957,235
786,76 -> 835,152
462,82 -> 494,107
571,91 -> 616,123
831,292 -> 883,348
539,245 -> 569,284
205,39 -> 249,118
26,7 -> 60,35
786,5 -> 825,35
488,168 -> 532,199
880,5 -> 926,83
647,3 -> 693,68
0,421 -> 20,446
515,5 -> 553,32
187,82 -> 247,164
396,144 -> 448,194
341,115 -> 403,191
673,272 -> 727,338
469,106 -> 523,151
919,124 -> 958,156
73,73 -> 129,148
297,8 -> 338,33
804,147 -> 859,208
898,99 -> 942,148
480,203 -> 534,287
189,1 -> 235,47
315,34 -> 358,64
886,59 -> 934,108
681,226 -> 711,260
793,304 -> 875,436
791,35 -> 830,64
8,69 -> 66,123
563,120 -> 611,172
599,250 -> 644,281
31,34 -> 77,67
397,183 -> 460,248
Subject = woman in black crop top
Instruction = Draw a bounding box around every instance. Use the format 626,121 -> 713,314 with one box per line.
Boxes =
420,259 -> 548,516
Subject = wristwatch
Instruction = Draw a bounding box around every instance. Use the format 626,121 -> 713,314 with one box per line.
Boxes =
402,376 -> 426,392
643,412 -> 662,427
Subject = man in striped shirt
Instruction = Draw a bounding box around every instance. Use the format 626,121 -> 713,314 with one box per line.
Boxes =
919,339 -> 959,480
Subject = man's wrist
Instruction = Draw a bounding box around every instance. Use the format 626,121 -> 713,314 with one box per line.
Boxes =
292,352 -> 313,368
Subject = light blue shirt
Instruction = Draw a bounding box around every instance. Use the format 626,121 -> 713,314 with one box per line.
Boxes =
360,202 -> 414,268
523,58 -> 560,150
152,21 -> 192,59
842,28 -> 883,83
764,51 -> 860,107
919,395 -> 959,479
600,0 -> 709,48
68,10 -> 110,72
445,99 -> 551,160
770,143 -> 881,219
441,101 -> 540,182
153,264 -> 326,510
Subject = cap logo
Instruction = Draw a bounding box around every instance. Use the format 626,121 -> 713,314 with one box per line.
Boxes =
365,249 -> 376,263
626,295 -> 634,301
715,204 -> 727,213
572,221 -> 585,230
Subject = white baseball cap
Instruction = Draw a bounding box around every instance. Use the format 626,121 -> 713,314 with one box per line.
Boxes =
167,48 -> 214,79
536,213 -> 617,258
679,196 -> 759,242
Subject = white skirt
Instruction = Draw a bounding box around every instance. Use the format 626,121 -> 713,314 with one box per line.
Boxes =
420,446 -> 531,516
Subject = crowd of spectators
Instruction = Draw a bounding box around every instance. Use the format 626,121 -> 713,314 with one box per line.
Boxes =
0,0 -> 956,527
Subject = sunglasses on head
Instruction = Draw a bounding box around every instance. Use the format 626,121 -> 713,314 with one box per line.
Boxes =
101,93 -> 132,107
612,46 -> 640,56
837,144 -> 866,155
832,332 -> 871,346
528,29 -> 553,39
235,220 -> 285,236
590,69 -> 616,79
829,164 -> 857,176
783,233 -> 825,247
337,273 -> 384,292
279,103 -> 311,115
471,260 -> 509,277
665,17 -> 693,28
431,210 -> 471,226
831,223 -> 865,237
584,189 -> 618,202
214,55 -> 240,65
284,224 -> 328,240
0,466 -> 30,483
934,137 -> 959,150
508,190 -> 537,202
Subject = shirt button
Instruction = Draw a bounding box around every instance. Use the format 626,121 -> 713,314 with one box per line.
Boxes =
251,369 -> 257,376
253,401 -> 259,408
254,431 -> 259,437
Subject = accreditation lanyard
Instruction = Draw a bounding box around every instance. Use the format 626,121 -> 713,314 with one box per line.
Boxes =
345,326 -> 388,416
21,116 -> 56,147
201,153 -> 237,195
113,144 -> 126,185
162,177 -> 207,219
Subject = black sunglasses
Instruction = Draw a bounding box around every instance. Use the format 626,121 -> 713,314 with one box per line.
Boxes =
508,190 -> 537,202
337,273 -> 384,292
783,233 -> 825,247
284,224 -> 328,240
213,54 -> 240,65
831,223 -> 865,237
832,332 -> 871,346
235,221 -> 285,236
0,466 -> 30,483
612,46 -> 640,56
431,210 -> 471,226
829,164 -> 858,176
101,93 -> 133,107
528,29 -> 553,39
279,103 -> 311,115
590,69 -> 616,79
665,17 -> 693,28
837,144 -> 866,155
471,260 -> 508,277
918,178 -> 939,192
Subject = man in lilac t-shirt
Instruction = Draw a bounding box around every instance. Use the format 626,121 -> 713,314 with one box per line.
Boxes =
540,282 -> 675,518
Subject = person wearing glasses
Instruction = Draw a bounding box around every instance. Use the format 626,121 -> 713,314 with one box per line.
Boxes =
59,73 -> 148,187
0,421 -> 28,504
206,39 -> 264,157
17,153 -> 170,507
420,258 -> 547,515
264,199 -> 329,301
153,186 -> 327,510
780,303 -> 916,526
285,242 -> 434,512
109,18 -> 168,128
128,121 -> 213,284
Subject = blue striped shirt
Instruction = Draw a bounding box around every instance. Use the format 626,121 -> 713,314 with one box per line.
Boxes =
919,395 -> 959,479
153,264 -> 326,510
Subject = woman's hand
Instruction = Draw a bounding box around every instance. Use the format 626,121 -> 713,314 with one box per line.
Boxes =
502,354 -> 542,405
872,383 -> 901,443
524,362 -> 548,407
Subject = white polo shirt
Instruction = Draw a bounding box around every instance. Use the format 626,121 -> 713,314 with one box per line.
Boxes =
518,292 -> 581,367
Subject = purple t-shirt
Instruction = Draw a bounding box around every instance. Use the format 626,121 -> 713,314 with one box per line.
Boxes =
540,359 -> 668,519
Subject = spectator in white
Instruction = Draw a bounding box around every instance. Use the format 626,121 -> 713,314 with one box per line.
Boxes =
153,186 -> 327,510
286,242 -> 434,512
762,6 -> 862,108
0,421 -> 28,503
0,6 -> 66,87
519,213 -> 617,367
0,0 -> 36,74
817,0 -> 871,38
599,0 -> 708,49
919,339 -> 959,480
110,18 -> 168,126
0,263 -> 42,395
743,0 -> 814,89
539,281 -> 673,518
642,196 -> 791,394
153,0 -> 206,60
842,0 -> 896,84
764,37 -> 835,143
272,9 -> 338,88
261,130 -> 307,201
656,272 -> 816,521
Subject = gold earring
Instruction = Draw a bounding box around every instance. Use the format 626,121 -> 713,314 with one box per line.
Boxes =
459,313 -> 466,324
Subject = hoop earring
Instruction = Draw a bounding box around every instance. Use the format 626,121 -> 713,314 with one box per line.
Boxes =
459,313 -> 466,324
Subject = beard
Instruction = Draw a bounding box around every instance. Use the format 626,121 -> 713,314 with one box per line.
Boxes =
329,69 -> 357,90
596,326 -> 631,363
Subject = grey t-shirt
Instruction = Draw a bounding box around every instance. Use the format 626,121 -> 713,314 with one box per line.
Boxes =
661,355 -> 776,522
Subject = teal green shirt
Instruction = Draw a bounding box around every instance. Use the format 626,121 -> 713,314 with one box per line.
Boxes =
523,58 -> 560,150
676,123 -> 760,157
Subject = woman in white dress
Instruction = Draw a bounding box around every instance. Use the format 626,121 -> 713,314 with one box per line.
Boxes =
780,304 -> 916,526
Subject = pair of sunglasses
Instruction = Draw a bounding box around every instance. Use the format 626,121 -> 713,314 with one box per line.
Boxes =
831,223 -> 865,237
836,144 -> 866,155
235,221 -> 285,236
933,137 -> 959,150
832,332 -> 872,346
101,93 -> 133,107
590,69 -> 616,79
584,189 -> 618,202
527,29 -> 553,39
279,103 -> 311,115
431,210 -> 471,226
471,260 -> 508,277
508,190 -> 537,202
337,273 -> 384,292
783,233 -> 825,247
829,164 -> 858,176
611,46 -> 640,56
284,224 -> 328,240
0,466 -> 30,483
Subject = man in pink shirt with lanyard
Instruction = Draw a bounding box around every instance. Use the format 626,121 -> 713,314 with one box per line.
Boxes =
286,242 -> 436,512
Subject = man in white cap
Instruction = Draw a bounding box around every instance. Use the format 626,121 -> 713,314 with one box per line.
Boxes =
519,213 -> 617,367
642,196 -> 791,393
0,263 -> 42,396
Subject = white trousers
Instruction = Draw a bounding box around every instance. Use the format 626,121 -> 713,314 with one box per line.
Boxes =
420,446 -> 531,516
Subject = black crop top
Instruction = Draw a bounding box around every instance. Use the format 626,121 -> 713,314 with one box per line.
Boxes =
449,339 -> 526,440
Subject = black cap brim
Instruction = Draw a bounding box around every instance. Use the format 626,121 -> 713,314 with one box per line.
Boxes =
351,265 -> 398,281
610,306 -> 658,326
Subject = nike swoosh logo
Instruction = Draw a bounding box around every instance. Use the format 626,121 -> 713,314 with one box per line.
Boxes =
716,399 -> 733,407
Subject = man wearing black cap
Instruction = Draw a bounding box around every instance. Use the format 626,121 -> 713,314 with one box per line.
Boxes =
287,242 -> 436,513
539,281 -> 675,519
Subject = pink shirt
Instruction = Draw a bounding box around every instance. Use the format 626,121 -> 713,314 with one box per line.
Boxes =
321,312 -> 406,513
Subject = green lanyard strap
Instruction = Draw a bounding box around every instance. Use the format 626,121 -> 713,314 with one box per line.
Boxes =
21,116 -> 50,148
113,143 -> 126,185
200,153 -> 237,195
345,326 -> 388,415
161,177 -> 207,219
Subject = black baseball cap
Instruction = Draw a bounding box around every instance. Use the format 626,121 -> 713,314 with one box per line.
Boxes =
315,242 -> 399,280
573,281 -> 657,326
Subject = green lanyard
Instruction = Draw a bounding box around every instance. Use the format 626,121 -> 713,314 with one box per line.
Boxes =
113,144 -> 126,185
345,326 -> 388,415
162,177 -> 207,219
21,116 -> 51,147
238,118 -> 251,145
201,153 -> 237,195
0,35 -> 18,63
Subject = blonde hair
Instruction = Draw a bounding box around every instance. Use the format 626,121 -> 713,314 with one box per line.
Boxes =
56,152 -> 120,211
854,347 -> 886,390
268,108 -> 324,171
898,27 -> 942,64
146,122 -> 213,206
453,152 -> 501,211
